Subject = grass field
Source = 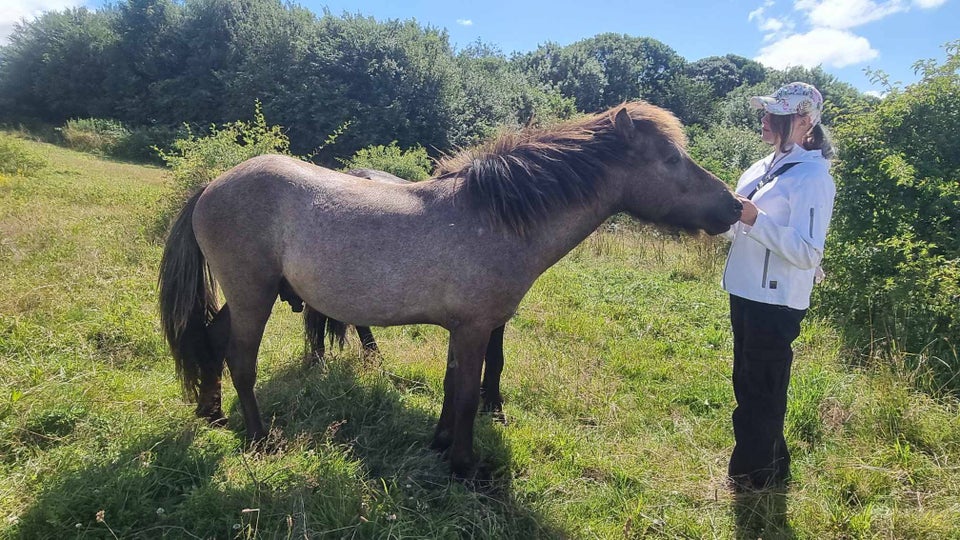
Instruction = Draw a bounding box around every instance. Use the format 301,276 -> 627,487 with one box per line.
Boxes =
2,136 -> 959,539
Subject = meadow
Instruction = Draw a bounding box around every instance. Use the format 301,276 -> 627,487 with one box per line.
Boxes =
1,136 -> 959,539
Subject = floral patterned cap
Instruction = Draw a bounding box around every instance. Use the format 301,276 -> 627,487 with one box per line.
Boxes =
750,82 -> 823,126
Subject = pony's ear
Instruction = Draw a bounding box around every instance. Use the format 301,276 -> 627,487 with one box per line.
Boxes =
614,107 -> 635,140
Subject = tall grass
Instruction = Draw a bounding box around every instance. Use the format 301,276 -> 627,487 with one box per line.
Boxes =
2,136 -> 959,538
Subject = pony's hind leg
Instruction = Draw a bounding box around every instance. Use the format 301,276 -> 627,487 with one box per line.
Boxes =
480,324 -> 506,424
224,294 -> 275,444
197,304 -> 231,425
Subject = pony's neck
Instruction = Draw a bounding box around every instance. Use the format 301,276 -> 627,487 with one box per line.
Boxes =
522,191 -> 618,273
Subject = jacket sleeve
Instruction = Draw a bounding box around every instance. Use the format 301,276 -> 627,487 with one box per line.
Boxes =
745,171 -> 836,270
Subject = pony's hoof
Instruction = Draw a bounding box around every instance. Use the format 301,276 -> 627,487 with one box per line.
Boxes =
430,433 -> 452,453
197,408 -> 227,427
451,462 -> 493,489
481,400 -> 507,425
302,351 -> 325,369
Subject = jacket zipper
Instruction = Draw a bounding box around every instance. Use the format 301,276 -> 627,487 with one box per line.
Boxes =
761,249 -> 771,288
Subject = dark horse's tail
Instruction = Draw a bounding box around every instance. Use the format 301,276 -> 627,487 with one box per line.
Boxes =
158,188 -> 220,402
303,306 -> 348,358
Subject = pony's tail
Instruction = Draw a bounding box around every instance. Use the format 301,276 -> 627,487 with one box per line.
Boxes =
158,188 -> 220,402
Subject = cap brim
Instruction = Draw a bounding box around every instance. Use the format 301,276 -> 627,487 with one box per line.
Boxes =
749,96 -> 776,110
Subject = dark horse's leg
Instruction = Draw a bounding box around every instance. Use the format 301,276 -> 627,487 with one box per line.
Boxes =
433,325 -> 490,478
355,326 -> 379,355
480,325 -> 506,423
196,304 -> 231,426
303,306 -> 327,366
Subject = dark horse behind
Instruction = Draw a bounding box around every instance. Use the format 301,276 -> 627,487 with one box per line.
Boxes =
158,102 -> 742,477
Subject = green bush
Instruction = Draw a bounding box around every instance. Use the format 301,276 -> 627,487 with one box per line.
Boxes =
817,41 -> 960,390
112,125 -> 184,164
59,118 -> 130,155
57,118 -> 181,163
339,141 -> 432,181
0,133 -> 47,177
154,101 -> 292,234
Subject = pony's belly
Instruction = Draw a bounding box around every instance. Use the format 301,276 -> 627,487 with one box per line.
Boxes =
284,262 -> 523,330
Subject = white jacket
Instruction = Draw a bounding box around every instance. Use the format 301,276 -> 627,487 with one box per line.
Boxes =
721,145 -> 836,310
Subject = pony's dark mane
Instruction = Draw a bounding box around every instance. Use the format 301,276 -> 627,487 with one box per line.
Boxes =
435,101 -> 687,236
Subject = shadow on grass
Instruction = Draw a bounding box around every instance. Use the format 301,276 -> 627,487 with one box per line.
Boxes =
14,357 -> 565,538
732,488 -> 795,540
246,357 -> 565,538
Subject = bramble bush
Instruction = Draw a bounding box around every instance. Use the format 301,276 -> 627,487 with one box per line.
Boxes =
154,101 -> 292,235
817,41 -> 960,391
339,141 -> 433,181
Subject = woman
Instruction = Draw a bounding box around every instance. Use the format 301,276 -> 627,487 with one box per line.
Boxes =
722,82 -> 836,491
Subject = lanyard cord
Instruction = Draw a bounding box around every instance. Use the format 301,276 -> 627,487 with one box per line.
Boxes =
745,161 -> 800,200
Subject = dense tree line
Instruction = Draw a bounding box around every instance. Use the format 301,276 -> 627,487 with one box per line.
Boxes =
0,0 -> 867,163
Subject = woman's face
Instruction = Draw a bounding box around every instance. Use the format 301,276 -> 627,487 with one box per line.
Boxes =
760,112 -> 812,148
760,112 -> 777,146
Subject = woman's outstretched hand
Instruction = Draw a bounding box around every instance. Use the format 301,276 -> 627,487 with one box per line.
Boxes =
736,194 -> 758,226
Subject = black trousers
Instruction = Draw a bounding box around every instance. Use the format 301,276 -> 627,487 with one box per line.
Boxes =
728,294 -> 806,490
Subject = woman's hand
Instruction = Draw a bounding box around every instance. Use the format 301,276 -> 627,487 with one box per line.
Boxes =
736,194 -> 759,226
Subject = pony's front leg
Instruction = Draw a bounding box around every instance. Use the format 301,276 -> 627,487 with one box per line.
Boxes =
431,341 -> 456,452
446,326 -> 490,478
480,324 -> 506,423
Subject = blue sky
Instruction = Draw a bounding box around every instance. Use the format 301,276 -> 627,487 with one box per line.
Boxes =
3,0 -> 956,95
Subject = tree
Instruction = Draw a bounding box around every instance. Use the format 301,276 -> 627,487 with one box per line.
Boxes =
686,54 -> 766,98
288,12 -> 460,161
0,8 -> 117,122
105,0 -> 186,124
512,42 -> 607,112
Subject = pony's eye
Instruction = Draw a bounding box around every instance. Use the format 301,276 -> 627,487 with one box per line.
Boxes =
666,155 -> 681,166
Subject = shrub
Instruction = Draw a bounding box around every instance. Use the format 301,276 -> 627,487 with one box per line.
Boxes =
59,118 -> 130,155
154,101 -> 291,234
112,125 -> 185,164
339,141 -> 432,181
816,41 -> 960,390
0,133 -> 47,177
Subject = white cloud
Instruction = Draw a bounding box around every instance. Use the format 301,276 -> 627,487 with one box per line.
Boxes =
755,27 -> 879,69
912,0 -> 946,7
1,0 -> 85,44
864,89 -> 887,98
749,1 -> 795,41
795,0 -> 908,29
456,19 -> 473,26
